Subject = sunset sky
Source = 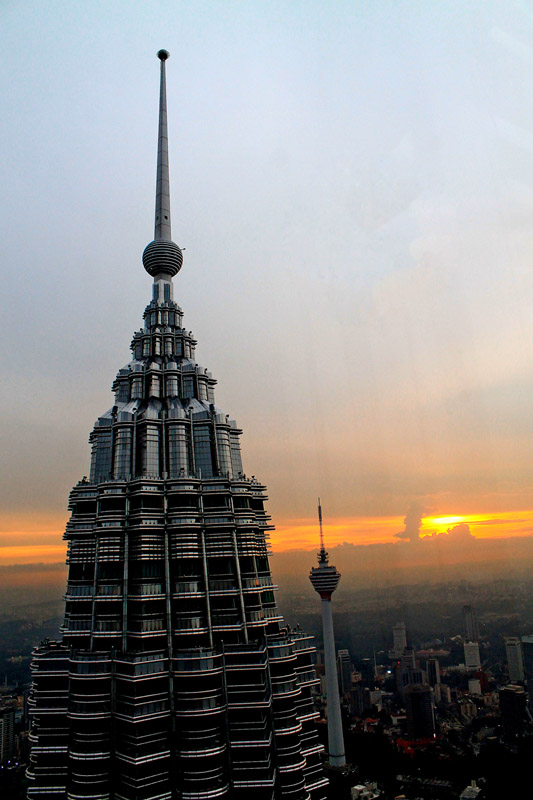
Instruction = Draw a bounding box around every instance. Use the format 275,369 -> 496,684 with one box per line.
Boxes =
2,1 -> 533,570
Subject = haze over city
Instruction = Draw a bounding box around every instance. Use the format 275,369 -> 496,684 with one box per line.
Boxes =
3,0 -> 533,583
5,5 -> 533,800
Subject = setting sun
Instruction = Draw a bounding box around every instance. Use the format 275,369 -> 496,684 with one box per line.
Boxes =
428,516 -> 465,526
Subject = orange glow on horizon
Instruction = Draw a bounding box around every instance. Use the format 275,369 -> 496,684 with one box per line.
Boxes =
0,511 -> 68,565
272,509 -> 533,551
2,507 -> 533,564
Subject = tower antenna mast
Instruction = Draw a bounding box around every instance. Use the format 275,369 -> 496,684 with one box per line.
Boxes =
318,497 -> 324,553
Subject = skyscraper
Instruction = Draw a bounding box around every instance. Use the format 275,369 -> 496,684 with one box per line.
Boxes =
397,647 -> 424,697
309,501 -> 346,768
505,636 -> 525,683
462,605 -> 479,641
425,657 -> 440,687
27,51 -> 327,800
404,685 -> 435,741
337,649 -> 352,695
0,706 -> 15,764
499,685 -> 527,738
392,622 -> 407,658
521,635 -> 533,704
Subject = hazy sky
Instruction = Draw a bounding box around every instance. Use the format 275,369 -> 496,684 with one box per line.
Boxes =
3,1 -> 533,560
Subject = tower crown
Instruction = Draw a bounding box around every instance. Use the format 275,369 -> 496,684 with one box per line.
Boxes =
28,48 -> 328,800
142,49 -> 183,278
309,499 -> 341,599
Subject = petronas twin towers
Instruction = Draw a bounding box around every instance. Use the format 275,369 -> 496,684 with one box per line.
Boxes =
27,52 -> 328,800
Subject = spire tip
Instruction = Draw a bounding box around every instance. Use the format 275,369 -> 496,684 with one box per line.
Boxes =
143,47 -> 183,278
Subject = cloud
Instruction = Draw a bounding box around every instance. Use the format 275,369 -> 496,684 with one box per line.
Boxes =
422,522 -> 475,541
0,562 -> 65,574
469,517 -> 529,526
394,501 -> 431,543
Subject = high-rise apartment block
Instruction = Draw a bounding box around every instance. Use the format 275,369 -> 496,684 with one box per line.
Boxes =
464,641 -> 481,670
505,636 -> 525,683
392,622 -> 407,657
337,649 -> 352,695
27,51 -> 327,800
462,605 -> 479,641
0,706 -> 15,764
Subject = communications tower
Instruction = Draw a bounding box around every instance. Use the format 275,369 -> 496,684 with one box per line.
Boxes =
309,500 -> 346,767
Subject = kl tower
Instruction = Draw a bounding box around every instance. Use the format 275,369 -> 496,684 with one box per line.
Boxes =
309,500 -> 346,767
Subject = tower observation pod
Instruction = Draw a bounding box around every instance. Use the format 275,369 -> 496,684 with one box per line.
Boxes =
26,51 -> 329,800
309,500 -> 346,768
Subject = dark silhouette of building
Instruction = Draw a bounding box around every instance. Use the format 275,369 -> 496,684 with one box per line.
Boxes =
462,605 -> 479,641
360,658 -> 375,690
27,51 -> 327,800
397,647 -> 424,697
426,657 -> 440,687
404,684 -> 435,741
521,635 -> 533,704
499,684 -> 527,738
337,649 -> 352,695
350,685 -> 367,718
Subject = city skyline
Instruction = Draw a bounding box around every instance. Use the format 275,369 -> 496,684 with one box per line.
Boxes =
3,2 -> 533,572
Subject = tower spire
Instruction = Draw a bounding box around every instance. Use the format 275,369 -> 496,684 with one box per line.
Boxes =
142,50 -> 183,280
155,49 -> 171,241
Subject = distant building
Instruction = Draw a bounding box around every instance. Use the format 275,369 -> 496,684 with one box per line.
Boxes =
404,684 -> 435,740
360,658 -> 375,689
400,646 -> 415,671
462,605 -> 479,641
434,684 -> 451,704
499,685 -> 527,738
464,641 -> 481,669
392,622 -> 407,657
351,783 -> 381,799
397,647 -> 424,696
399,667 -> 425,695
468,678 -> 482,696
521,635 -> 533,703
350,685 -> 367,717
458,700 -> 477,720
0,706 -> 15,764
504,636 -> 524,682
426,657 -> 440,687
337,649 -> 352,695
460,781 -> 481,799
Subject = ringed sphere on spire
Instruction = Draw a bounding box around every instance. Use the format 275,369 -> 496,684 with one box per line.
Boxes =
143,240 -> 183,277
157,49 -> 170,60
